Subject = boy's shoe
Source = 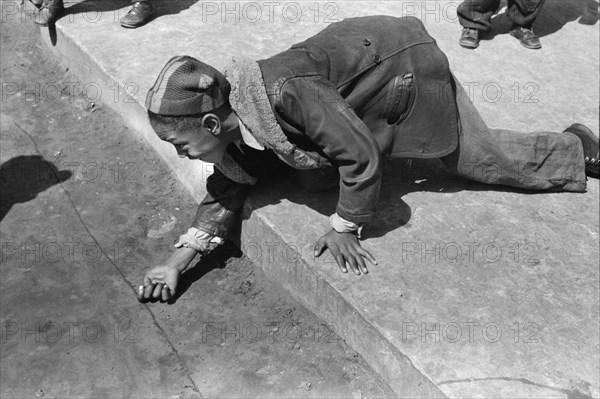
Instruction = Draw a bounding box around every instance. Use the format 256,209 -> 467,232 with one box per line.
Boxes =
459,28 -> 479,49
120,1 -> 154,28
509,26 -> 542,49
30,0 -> 44,8
564,123 -> 600,178
33,0 -> 64,26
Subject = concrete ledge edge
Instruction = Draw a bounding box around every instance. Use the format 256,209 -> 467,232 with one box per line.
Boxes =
39,22 -> 447,398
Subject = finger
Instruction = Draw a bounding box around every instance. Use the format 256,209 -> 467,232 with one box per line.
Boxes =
345,252 -> 361,275
335,253 -> 348,273
313,240 -> 327,257
152,283 -> 164,299
137,285 -> 144,301
351,248 -> 368,274
328,245 -> 347,273
339,245 -> 360,275
143,275 -> 152,286
357,246 -> 378,266
143,284 -> 154,300
161,285 -> 171,301
332,250 -> 347,273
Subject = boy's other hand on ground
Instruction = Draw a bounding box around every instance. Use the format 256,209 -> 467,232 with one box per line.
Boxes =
314,229 -> 377,275
138,265 -> 180,302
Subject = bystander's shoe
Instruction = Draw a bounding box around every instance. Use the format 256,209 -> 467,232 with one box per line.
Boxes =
509,26 -> 542,49
33,0 -> 63,26
459,28 -> 479,49
120,1 -> 154,29
564,123 -> 600,178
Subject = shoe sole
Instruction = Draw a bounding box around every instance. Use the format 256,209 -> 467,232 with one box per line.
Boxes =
120,16 -> 153,29
459,39 -> 479,49
33,19 -> 57,27
120,23 -> 142,28
565,123 -> 600,178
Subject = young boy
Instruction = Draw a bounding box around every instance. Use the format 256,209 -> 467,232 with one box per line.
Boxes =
33,0 -> 153,28
457,0 -> 545,49
137,15 -> 598,302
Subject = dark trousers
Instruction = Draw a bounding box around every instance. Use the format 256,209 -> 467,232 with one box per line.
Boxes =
458,0 -> 546,31
298,75 -> 587,194
441,75 -> 586,192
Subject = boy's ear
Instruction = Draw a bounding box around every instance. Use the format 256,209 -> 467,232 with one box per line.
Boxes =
201,113 -> 221,136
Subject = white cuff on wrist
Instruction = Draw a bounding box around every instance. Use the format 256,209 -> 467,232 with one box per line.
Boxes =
329,213 -> 363,238
174,227 -> 222,252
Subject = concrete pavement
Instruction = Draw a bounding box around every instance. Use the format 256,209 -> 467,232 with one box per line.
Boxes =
0,11 -> 396,398
9,0 -> 599,397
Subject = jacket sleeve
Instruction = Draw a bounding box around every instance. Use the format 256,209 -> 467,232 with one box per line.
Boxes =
278,76 -> 382,225
191,166 -> 251,239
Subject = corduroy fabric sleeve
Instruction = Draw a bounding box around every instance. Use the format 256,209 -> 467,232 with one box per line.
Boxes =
278,76 -> 383,225
191,167 -> 251,238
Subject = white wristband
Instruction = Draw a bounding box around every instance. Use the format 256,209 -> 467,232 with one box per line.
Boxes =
174,227 -> 222,253
329,213 -> 363,238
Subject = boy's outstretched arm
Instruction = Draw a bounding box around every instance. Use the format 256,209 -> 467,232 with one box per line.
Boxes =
314,229 -> 377,276
138,166 -> 252,302
137,246 -> 197,302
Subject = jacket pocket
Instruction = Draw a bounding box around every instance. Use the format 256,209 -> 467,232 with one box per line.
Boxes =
384,72 -> 415,125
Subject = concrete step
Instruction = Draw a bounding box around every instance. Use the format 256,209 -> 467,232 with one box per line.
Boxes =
30,0 -> 600,397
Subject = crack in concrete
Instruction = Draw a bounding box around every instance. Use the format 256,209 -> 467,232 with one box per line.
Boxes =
438,376 -> 592,399
14,120 -> 203,398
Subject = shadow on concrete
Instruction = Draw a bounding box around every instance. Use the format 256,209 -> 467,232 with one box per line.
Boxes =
0,155 -> 72,222
243,157 -> 558,242
535,0 -> 599,36
166,242 -> 242,304
45,0 -> 199,44
61,0 -> 199,20
481,0 -> 598,41
137,241 -> 242,304
359,158 -> 548,239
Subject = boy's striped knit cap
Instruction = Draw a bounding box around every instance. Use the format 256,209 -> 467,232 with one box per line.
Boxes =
145,55 -> 231,116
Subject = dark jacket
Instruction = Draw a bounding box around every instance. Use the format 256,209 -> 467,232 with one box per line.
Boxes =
193,16 -> 459,238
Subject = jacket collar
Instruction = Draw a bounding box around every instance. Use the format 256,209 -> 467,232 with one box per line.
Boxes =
223,57 -> 320,170
237,119 -> 265,151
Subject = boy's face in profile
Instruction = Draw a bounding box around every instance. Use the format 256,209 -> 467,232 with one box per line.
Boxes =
154,118 -> 228,164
